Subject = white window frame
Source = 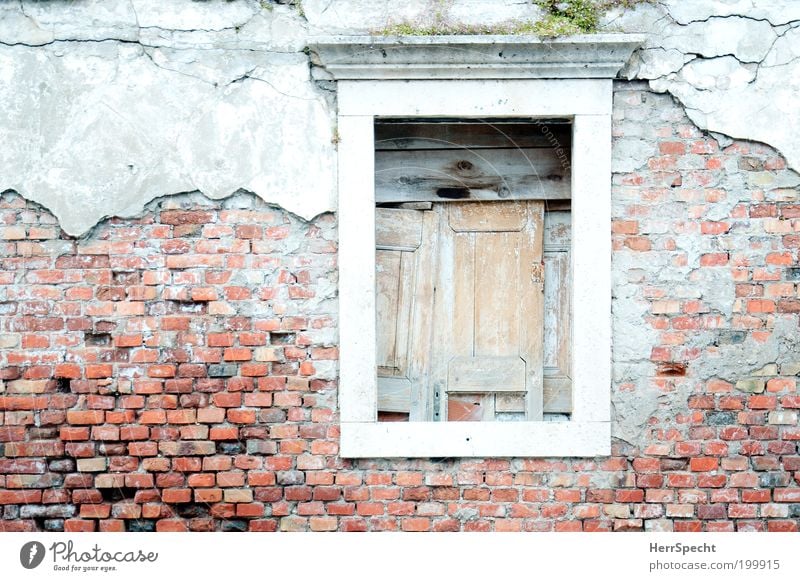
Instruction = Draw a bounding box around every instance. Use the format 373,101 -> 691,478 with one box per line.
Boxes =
311,34 -> 644,457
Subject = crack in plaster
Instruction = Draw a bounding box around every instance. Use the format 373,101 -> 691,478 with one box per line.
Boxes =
2,0 -> 800,234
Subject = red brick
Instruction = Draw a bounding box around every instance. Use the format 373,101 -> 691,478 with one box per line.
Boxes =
90,425 -> 119,441
401,518 -> 430,532
659,141 -> 686,155
60,426 -> 90,441
209,427 -> 239,441
700,253 -> 728,266
64,519 -> 96,532
139,410 -> 167,424
227,409 -> 256,424
0,489 -> 43,504
54,363 -> 81,379
85,364 -> 112,379
223,348 -> 251,361
774,488 -> 800,502
80,503 -> 111,519
148,365 -> 176,378
156,519 -> 189,532
5,440 -> 64,457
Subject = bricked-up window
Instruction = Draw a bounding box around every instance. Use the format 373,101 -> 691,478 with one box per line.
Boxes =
313,34 -> 643,457
373,120 -> 573,423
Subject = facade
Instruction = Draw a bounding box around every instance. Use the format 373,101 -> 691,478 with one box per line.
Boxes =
0,0 -> 799,532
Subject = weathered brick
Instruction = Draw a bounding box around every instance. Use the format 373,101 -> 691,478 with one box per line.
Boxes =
159,441 -> 216,456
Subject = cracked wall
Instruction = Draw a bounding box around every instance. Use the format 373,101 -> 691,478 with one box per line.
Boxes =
2,85 -> 800,532
1,0 -> 800,532
0,0 -> 335,235
2,1 -> 800,234
611,0 -> 800,171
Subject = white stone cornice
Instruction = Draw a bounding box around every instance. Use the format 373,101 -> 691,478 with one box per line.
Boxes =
309,34 -> 645,80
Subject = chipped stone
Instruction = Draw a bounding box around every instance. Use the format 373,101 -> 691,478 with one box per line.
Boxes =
208,364 -> 238,378
780,362 -> 800,376
752,364 -> 778,377
735,379 -> 766,394
768,411 -> 798,425
706,412 -> 737,426
76,458 -> 108,472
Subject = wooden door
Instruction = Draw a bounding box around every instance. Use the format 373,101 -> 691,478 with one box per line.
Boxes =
430,201 -> 546,422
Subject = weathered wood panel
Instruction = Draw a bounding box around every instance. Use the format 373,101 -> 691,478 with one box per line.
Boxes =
376,207 -> 423,250
520,201 -> 546,420
375,147 -> 571,203
449,201 -> 527,232
375,121 -> 572,151
447,356 -> 526,392
375,249 -> 401,370
376,201 -> 571,421
436,201 -> 545,421
376,376 -> 412,413
375,208 -> 438,419
543,210 -> 572,414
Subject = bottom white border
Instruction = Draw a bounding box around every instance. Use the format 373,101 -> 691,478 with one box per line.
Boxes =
340,421 -> 611,457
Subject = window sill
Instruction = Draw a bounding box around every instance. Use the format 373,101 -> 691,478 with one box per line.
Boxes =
340,420 -> 611,458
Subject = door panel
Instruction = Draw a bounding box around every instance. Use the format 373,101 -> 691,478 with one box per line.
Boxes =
434,201 -> 545,421
375,208 -> 437,420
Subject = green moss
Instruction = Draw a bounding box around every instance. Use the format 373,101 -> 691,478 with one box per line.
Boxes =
379,22 -> 519,36
374,0 -> 652,38
534,0 -> 600,34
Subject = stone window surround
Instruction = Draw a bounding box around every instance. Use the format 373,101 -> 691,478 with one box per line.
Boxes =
311,35 -> 643,457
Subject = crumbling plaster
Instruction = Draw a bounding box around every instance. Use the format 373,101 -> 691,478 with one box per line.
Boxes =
0,0 -> 798,235
0,0 -> 335,235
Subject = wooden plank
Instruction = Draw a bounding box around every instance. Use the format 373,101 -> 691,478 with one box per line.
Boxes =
544,209 -> 571,250
377,376 -> 412,413
393,250 -> 415,375
405,210 -> 438,421
543,251 -> 570,369
380,202 -> 433,210
543,209 -> 572,415
375,249 -> 401,370
544,377 -> 572,414
496,393 -> 525,413
375,208 -> 438,421
375,121 -> 572,151
474,231 -> 521,354
449,202 -> 526,232
520,201 -> 546,420
446,356 -> 526,392
375,207 -> 423,250
451,231 -> 476,358
375,147 -> 571,203
429,205 -> 457,421
544,199 -> 571,212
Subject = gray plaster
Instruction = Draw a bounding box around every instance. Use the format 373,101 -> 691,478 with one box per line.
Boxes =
617,0 -> 800,171
1,0 -> 799,234
0,0 -> 333,235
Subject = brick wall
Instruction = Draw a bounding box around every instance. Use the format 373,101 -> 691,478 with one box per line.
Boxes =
1,83 -> 799,532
